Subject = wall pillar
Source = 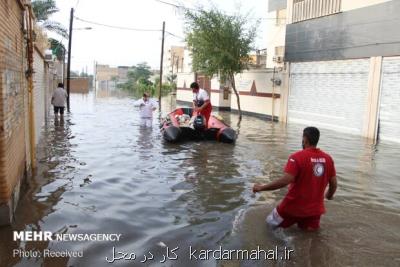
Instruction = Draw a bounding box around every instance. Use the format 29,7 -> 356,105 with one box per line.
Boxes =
279,63 -> 290,123
362,56 -> 382,140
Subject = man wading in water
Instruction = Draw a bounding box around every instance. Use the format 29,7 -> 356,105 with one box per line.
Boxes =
134,92 -> 157,128
253,127 -> 337,231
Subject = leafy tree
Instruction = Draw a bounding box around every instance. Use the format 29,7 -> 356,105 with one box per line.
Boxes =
185,9 -> 258,119
32,0 -> 68,39
128,62 -> 152,83
117,63 -> 173,97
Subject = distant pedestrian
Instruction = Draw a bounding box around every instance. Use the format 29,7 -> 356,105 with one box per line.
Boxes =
134,92 -> 157,127
51,83 -> 68,117
253,127 -> 337,231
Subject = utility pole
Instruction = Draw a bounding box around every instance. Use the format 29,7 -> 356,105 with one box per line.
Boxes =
66,8 -> 74,112
159,21 -> 165,109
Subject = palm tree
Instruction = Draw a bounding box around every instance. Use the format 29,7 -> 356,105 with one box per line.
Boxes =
48,38 -> 66,60
32,0 -> 68,39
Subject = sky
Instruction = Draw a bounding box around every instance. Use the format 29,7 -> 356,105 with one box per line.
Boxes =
49,0 -> 269,74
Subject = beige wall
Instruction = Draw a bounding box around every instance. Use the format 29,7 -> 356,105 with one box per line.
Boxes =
0,1 -> 60,225
0,0 -> 29,224
96,64 -> 119,81
266,9 -> 287,68
65,78 -> 90,93
164,46 -> 185,78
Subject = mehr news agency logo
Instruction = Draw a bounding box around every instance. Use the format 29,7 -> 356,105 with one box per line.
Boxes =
12,231 -> 294,263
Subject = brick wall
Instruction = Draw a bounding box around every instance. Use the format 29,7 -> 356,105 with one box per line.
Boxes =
65,77 -> 90,93
0,0 -> 28,213
0,0 -> 59,225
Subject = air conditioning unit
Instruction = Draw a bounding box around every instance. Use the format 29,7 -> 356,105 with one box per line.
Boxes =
272,56 -> 284,63
44,50 -> 54,62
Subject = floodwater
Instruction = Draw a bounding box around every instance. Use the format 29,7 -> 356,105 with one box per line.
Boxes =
0,88 -> 399,267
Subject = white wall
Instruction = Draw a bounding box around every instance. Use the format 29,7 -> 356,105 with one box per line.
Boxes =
177,70 -> 283,118
231,93 -> 280,118
176,89 -> 193,104
176,72 -> 195,88
341,0 -> 391,11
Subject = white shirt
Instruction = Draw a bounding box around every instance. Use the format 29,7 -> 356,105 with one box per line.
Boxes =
193,88 -> 209,102
51,87 -> 68,107
134,98 -> 157,118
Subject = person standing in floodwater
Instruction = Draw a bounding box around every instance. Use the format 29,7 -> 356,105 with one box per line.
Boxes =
51,83 -> 68,117
191,82 -> 212,127
134,92 -> 157,128
253,127 -> 337,231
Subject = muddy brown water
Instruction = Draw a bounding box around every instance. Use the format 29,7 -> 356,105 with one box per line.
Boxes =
0,89 -> 399,267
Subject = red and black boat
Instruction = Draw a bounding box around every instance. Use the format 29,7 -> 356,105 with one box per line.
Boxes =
161,107 -> 236,143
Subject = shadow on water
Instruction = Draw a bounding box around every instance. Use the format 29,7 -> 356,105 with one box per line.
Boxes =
0,88 -> 399,267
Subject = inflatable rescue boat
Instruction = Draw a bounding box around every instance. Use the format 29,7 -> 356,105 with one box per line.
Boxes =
161,108 -> 236,143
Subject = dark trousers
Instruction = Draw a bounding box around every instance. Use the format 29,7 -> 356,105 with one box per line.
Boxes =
54,106 -> 65,115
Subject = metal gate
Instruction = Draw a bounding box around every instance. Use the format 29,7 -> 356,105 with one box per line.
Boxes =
379,57 -> 400,143
288,59 -> 370,134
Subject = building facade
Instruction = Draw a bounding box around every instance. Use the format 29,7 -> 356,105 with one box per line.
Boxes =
266,0 -> 287,69
163,46 -> 185,80
281,0 -> 400,143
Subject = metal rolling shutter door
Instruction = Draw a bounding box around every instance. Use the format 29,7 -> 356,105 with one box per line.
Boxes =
288,59 -> 370,135
33,51 -> 46,145
379,57 -> 400,143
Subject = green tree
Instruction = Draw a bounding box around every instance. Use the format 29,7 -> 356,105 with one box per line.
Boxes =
32,0 -> 68,39
48,38 -> 66,60
128,62 -> 152,83
185,9 -> 258,119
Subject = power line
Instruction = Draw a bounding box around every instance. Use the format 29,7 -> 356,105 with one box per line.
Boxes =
153,0 -> 286,21
74,16 -> 161,32
153,0 -> 195,11
166,31 -> 185,40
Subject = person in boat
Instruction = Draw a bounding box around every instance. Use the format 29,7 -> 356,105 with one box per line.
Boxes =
191,82 -> 212,128
133,92 -> 157,128
253,127 -> 337,231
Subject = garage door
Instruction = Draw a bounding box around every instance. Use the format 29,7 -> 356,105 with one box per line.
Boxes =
288,59 -> 370,135
379,57 -> 400,143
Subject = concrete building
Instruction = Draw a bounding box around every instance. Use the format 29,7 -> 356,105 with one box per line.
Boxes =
280,0 -> 400,143
163,46 -> 185,79
117,66 -> 129,82
266,0 -> 287,69
95,64 -> 119,82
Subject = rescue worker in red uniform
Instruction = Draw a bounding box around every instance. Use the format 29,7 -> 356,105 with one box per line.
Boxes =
253,127 -> 337,231
191,82 -> 212,128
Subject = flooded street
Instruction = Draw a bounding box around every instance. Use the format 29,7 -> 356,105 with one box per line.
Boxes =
0,89 -> 399,267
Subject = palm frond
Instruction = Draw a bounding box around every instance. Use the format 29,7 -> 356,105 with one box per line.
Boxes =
42,21 -> 69,39
32,0 -> 59,21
